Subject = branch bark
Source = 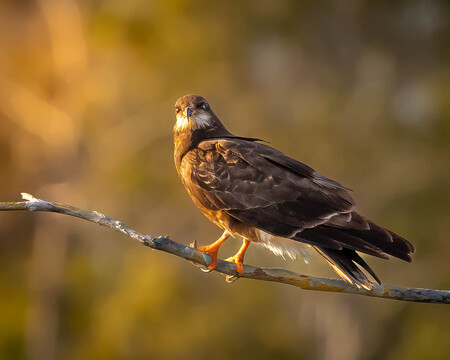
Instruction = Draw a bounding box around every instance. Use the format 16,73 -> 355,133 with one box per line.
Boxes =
1,193 -> 448,304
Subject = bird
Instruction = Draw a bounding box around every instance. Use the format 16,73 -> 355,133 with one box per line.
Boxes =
173,94 -> 414,290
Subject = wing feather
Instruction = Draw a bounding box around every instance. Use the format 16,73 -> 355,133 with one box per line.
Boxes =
181,137 -> 414,288
183,138 -> 413,262
185,139 -> 355,231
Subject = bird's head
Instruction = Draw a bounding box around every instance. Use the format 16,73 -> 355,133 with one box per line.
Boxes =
174,95 -> 222,134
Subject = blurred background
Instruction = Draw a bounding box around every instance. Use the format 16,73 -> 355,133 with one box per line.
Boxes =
0,1 -> 449,359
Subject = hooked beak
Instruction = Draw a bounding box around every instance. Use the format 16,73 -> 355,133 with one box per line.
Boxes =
186,108 -> 193,118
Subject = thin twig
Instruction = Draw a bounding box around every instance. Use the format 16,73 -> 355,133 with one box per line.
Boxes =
1,193 -> 448,304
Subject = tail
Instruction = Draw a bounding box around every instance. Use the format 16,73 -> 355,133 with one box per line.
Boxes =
293,212 -> 415,289
314,246 -> 381,290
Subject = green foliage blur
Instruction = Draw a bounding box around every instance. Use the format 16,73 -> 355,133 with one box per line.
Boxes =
0,1 -> 449,359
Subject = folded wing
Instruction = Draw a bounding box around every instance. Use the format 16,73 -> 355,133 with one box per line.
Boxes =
182,138 -> 414,288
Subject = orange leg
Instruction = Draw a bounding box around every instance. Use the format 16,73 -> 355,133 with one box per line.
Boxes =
225,239 -> 251,275
197,231 -> 230,270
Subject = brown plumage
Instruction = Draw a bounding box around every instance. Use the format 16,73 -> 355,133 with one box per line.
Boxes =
173,94 -> 414,289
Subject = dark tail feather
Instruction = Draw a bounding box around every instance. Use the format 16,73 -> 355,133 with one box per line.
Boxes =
299,213 -> 414,264
294,212 -> 414,288
314,246 -> 381,290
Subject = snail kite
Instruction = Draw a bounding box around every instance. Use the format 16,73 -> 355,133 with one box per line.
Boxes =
173,94 -> 414,289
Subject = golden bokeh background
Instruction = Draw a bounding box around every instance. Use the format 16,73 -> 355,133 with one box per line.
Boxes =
0,1 -> 449,359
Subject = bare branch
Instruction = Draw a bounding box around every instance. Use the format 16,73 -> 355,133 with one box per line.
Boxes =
1,193 -> 448,304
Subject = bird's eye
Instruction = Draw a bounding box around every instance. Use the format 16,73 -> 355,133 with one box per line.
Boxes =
200,102 -> 208,110
175,107 -> 181,114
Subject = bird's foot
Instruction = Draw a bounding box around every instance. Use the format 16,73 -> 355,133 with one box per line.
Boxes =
189,232 -> 230,272
188,241 -> 212,272
225,274 -> 240,283
197,244 -> 220,271
225,239 -> 250,275
225,255 -> 244,275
